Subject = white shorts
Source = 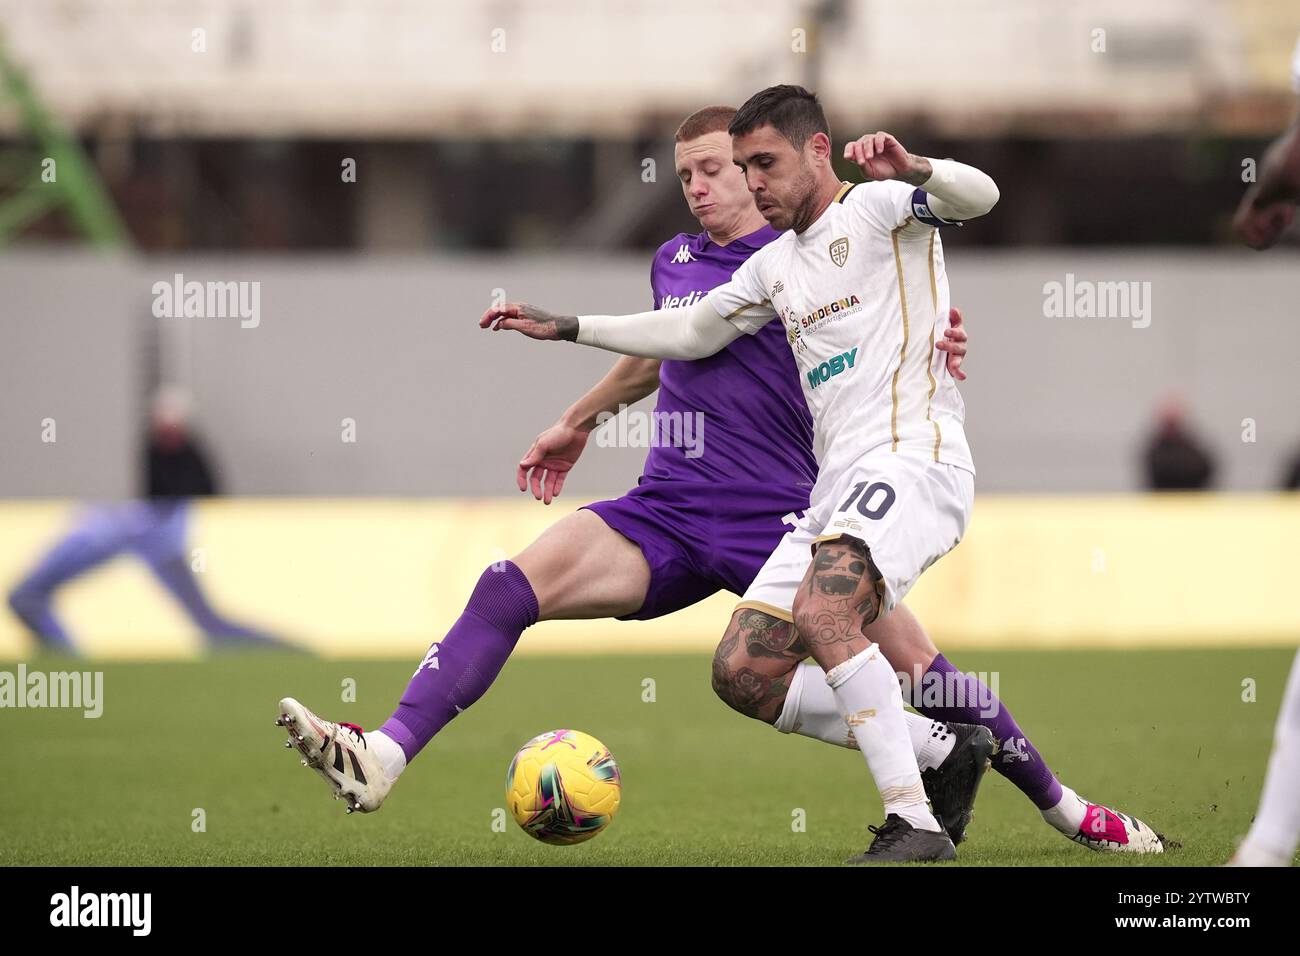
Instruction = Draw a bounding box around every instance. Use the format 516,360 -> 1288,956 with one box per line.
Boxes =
737,452 -> 974,621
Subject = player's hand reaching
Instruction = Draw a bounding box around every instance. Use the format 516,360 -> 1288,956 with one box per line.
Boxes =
934,307 -> 968,381
517,421 -> 589,504
843,132 -> 932,186
480,302 -> 579,341
1233,191 -> 1296,250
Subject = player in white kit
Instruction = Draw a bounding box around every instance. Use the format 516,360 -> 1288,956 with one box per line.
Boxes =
714,154 -> 976,633
1228,36 -> 1300,867
483,85 -> 1001,862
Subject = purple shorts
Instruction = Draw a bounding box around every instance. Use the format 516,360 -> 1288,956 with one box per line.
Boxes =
582,478 -> 813,621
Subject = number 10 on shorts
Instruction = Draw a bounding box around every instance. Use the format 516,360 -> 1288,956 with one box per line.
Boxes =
838,481 -> 896,520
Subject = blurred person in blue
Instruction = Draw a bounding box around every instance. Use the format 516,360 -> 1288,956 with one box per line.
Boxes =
8,386 -> 287,655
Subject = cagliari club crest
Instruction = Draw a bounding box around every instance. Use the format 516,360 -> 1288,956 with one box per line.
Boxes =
829,236 -> 849,267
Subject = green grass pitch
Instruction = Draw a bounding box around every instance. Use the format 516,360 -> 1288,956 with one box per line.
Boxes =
2,647 -> 1293,866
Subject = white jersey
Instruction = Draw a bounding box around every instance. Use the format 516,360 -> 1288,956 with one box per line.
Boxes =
706,180 -> 974,486
1292,33 -> 1300,92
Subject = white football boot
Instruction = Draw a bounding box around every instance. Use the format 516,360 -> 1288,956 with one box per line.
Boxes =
276,697 -> 395,814
1066,795 -> 1166,854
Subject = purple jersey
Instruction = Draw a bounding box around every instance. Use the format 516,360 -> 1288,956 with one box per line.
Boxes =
582,224 -> 818,620
640,225 -> 816,491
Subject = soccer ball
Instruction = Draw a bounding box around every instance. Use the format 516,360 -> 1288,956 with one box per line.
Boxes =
506,729 -> 621,845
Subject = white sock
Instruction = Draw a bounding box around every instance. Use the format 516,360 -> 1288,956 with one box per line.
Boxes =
368,729 -> 408,779
908,714 -> 959,772
1041,784 -> 1087,835
776,662 -> 956,770
1236,649 -> 1300,865
1231,840 -> 1291,867
824,645 -> 941,833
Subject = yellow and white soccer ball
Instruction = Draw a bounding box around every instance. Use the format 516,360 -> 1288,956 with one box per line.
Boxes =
506,729 -> 621,845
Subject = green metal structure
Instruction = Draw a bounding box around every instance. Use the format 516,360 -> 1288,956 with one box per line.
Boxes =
0,33 -> 130,248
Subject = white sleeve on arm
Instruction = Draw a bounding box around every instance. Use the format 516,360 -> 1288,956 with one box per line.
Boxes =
917,159 -> 999,222
699,251 -> 778,334
577,297 -> 744,361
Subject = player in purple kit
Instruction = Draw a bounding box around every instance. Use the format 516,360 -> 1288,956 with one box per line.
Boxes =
277,105 -> 1158,858
274,105 -> 986,834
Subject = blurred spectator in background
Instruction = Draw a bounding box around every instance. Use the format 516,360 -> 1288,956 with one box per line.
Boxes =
7,386 -> 288,655
1283,444 -> 1300,491
1142,396 -> 1217,491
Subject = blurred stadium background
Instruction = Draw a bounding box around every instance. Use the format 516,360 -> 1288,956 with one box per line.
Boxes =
1,0 -> 1297,659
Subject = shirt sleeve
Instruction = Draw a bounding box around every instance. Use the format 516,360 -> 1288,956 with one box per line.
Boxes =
842,179 -> 961,235
703,247 -> 778,334
578,298 -> 743,360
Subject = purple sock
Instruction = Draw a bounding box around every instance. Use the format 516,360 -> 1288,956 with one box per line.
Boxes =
380,561 -> 538,763
911,654 -> 1063,811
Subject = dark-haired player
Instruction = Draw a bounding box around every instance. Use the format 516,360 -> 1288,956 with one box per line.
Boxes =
276,104 -> 987,848
483,86 -> 1163,860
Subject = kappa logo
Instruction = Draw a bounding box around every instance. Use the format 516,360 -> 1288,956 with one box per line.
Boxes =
829,236 -> 849,267
670,244 -> 695,264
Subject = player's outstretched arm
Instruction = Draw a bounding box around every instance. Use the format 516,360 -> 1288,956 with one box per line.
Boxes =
478,301 -> 579,340
482,298 -> 743,361
517,356 -> 661,504
843,132 -> 999,221
558,356 -> 662,433
1233,120 -> 1300,249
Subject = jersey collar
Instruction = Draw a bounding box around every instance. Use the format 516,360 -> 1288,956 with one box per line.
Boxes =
796,186 -> 849,242
702,222 -> 776,251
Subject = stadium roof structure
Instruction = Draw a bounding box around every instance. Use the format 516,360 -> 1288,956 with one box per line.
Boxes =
0,0 -> 1295,139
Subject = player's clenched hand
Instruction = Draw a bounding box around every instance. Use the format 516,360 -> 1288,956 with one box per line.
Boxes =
1232,191 -> 1296,250
934,307 -> 968,381
842,132 -> 932,186
480,302 -> 579,341
517,421 -> 590,504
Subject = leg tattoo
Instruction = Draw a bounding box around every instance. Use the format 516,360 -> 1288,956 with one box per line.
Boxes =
794,540 -> 882,667
711,609 -> 807,723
